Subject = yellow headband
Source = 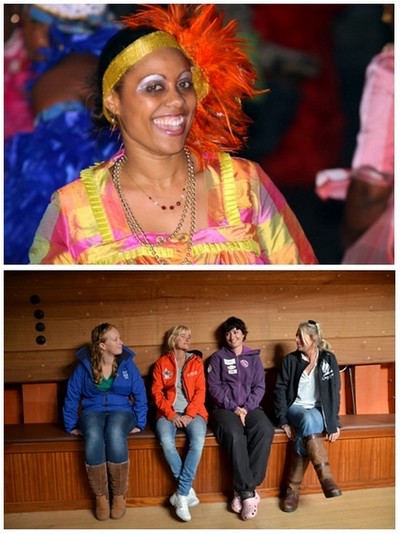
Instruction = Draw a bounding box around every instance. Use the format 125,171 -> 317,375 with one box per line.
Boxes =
102,30 -> 209,123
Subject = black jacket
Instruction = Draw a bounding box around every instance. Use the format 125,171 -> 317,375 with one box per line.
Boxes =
274,349 -> 341,434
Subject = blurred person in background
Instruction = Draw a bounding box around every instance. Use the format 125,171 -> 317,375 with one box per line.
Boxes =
4,4 -> 121,264
316,4 -> 394,264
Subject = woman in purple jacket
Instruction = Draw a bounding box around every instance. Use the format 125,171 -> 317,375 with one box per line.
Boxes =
206,317 -> 274,521
63,323 -> 147,521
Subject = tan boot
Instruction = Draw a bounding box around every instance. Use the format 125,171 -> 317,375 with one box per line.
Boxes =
280,448 -> 310,512
305,434 -> 342,498
107,460 -> 129,519
86,463 -> 110,520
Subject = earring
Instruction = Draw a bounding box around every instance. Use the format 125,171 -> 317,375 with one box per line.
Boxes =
109,112 -> 119,135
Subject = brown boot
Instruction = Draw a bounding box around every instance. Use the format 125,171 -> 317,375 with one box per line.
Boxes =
107,460 -> 129,519
86,463 -> 110,520
280,449 -> 310,512
305,434 -> 342,498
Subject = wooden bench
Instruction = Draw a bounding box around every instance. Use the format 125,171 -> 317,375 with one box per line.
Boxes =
4,413 -> 395,513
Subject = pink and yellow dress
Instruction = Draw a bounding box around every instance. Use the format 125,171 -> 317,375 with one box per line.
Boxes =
29,152 -> 317,265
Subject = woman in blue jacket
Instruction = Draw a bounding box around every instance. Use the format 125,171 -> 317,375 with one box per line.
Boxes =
63,323 -> 147,521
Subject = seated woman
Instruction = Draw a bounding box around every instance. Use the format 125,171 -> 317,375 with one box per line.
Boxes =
151,325 -> 208,522
274,320 -> 342,513
206,316 -> 275,520
63,323 -> 148,521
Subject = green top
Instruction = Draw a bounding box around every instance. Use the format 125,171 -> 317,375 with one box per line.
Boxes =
97,374 -> 115,392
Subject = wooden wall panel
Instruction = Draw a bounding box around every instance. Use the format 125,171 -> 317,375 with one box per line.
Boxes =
22,383 -> 59,423
354,364 -> 395,414
4,388 -> 23,424
4,271 -> 394,385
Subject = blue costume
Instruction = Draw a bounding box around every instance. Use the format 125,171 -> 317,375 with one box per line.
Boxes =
4,16 -> 120,264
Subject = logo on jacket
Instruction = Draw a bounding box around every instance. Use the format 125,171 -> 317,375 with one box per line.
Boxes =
321,360 -> 334,380
224,358 -> 237,374
163,368 -> 173,379
240,359 -> 249,368
122,370 -> 129,380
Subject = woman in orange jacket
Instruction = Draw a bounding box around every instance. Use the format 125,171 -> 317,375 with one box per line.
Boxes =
151,325 -> 208,522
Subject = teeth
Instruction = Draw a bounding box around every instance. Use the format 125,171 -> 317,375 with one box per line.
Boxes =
153,116 -> 184,128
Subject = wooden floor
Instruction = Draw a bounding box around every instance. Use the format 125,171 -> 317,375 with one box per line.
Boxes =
4,487 -> 395,529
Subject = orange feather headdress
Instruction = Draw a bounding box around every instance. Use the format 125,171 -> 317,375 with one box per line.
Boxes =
113,4 -> 264,159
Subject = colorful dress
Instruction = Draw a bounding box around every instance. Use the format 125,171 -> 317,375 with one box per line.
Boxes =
29,152 -> 317,265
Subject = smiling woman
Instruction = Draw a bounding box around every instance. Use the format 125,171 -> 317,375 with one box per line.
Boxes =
151,325 -> 208,522
29,4 -> 317,265
63,322 -> 148,521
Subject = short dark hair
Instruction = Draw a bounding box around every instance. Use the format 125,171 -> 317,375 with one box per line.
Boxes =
221,316 -> 248,339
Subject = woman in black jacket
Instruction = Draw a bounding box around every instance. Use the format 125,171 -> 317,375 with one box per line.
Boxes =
274,320 -> 342,513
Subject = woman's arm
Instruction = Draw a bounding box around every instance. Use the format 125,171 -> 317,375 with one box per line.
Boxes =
62,364 -> 84,433
29,193 -> 76,264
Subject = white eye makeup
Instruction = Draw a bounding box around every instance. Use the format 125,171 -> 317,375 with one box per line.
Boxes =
137,71 -> 194,95
137,74 -> 166,94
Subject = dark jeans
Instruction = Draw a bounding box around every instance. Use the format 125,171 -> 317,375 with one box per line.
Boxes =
211,407 -> 274,494
79,410 -> 137,465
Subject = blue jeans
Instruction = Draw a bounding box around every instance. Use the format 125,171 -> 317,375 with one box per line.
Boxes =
79,410 -> 137,465
287,404 -> 324,458
156,415 -> 207,496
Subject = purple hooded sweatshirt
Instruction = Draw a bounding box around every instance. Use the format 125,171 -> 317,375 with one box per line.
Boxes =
207,345 -> 265,412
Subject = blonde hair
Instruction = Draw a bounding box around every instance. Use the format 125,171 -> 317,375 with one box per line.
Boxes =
297,320 -> 332,351
164,325 -> 191,353
90,323 -> 119,384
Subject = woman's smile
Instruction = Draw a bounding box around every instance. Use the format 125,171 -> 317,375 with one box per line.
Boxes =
152,114 -> 187,136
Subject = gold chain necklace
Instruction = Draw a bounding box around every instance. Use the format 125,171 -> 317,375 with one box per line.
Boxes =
129,176 -> 186,212
112,147 -> 196,265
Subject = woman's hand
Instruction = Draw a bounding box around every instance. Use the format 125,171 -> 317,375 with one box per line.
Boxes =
171,415 -> 184,428
130,427 -> 141,434
234,407 -> 247,426
327,428 -> 340,442
70,428 -> 82,436
180,415 -> 193,427
281,424 -> 295,440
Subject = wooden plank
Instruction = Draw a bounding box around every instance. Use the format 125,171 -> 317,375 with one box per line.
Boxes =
4,418 -> 394,512
4,338 -> 394,383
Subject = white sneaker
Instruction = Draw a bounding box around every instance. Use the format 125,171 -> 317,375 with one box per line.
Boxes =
170,488 -> 199,508
187,488 -> 200,507
175,494 -> 191,522
169,491 -> 178,507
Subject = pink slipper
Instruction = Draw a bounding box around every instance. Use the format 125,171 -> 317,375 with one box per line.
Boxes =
241,492 -> 260,521
231,490 -> 242,513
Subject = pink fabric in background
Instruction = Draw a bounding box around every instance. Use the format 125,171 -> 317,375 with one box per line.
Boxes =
315,45 -> 394,264
4,28 -> 34,139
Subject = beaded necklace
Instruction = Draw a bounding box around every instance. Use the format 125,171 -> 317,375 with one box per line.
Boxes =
112,147 -> 196,265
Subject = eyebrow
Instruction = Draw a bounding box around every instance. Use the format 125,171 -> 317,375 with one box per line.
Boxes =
139,69 -> 192,83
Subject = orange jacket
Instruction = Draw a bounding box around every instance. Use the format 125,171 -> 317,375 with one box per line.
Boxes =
151,352 -> 208,422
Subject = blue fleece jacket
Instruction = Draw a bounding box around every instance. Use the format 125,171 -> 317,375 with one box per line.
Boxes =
63,345 -> 148,433
206,345 -> 265,412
